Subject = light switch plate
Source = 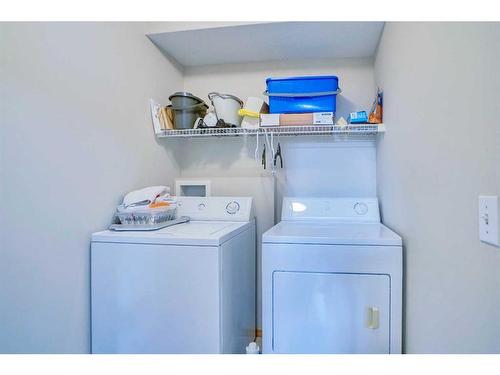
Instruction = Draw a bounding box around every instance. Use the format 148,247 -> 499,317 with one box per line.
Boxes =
479,196 -> 499,247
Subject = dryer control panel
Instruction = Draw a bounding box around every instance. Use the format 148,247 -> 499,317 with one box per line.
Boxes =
281,197 -> 380,223
177,196 -> 253,222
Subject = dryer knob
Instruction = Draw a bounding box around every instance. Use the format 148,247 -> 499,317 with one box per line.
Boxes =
226,201 -> 240,215
198,203 -> 206,211
354,202 -> 368,215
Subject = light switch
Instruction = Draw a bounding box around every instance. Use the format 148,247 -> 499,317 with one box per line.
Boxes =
479,196 -> 499,247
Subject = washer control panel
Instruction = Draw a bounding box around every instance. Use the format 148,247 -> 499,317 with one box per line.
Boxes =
282,197 -> 380,223
177,197 -> 253,221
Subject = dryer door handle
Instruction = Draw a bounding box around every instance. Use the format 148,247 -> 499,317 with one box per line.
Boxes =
366,306 -> 380,329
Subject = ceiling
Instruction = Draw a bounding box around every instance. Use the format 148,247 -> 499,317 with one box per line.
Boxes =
147,22 -> 385,68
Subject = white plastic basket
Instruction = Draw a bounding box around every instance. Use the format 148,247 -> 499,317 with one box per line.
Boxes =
115,206 -> 177,225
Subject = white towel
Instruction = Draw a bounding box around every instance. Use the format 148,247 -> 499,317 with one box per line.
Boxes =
123,186 -> 169,207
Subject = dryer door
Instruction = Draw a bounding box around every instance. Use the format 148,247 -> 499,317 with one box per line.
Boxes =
272,271 -> 390,353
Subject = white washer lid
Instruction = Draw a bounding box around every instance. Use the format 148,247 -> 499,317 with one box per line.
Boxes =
262,221 -> 402,246
92,220 -> 252,246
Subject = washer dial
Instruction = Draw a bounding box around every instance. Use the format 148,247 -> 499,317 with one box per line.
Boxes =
226,201 -> 240,215
354,202 -> 368,215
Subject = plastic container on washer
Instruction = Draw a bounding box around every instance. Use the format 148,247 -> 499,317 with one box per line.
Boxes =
115,206 -> 177,225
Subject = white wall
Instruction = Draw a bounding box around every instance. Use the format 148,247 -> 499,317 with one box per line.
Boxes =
180,58 -> 378,328
184,58 -> 375,121
375,22 -> 500,353
0,22 -> 183,353
9,21 -> 495,354
181,57 -> 378,202
0,21 -> 378,352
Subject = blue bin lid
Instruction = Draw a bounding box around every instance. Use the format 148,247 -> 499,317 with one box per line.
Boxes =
266,75 -> 338,83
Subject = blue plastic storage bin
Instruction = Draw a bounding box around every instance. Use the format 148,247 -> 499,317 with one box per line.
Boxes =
265,75 -> 341,114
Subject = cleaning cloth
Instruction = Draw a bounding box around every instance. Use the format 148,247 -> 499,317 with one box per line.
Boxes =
123,186 -> 170,207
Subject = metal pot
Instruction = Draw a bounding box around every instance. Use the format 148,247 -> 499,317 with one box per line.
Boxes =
169,92 -> 204,108
168,92 -> 208,129
168,102 -> 208,130
208,92 -> 244,127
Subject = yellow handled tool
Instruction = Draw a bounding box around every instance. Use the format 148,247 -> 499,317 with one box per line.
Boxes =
238,108 -> 260,118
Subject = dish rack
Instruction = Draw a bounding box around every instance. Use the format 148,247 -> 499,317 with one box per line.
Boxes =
115,206 -> 177,225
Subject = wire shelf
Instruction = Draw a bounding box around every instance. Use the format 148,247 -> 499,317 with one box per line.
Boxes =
157,124 -> 385,138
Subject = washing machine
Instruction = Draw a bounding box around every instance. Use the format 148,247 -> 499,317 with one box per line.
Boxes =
91,196 -> 255,354
262,197 -> 402,354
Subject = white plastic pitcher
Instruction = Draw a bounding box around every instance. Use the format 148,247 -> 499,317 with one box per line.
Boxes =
208,92 -> 243,126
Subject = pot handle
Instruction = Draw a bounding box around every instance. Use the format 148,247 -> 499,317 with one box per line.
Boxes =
169,102 -> 208,111
207,92 -> 218,107
208,92 -> 244,107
